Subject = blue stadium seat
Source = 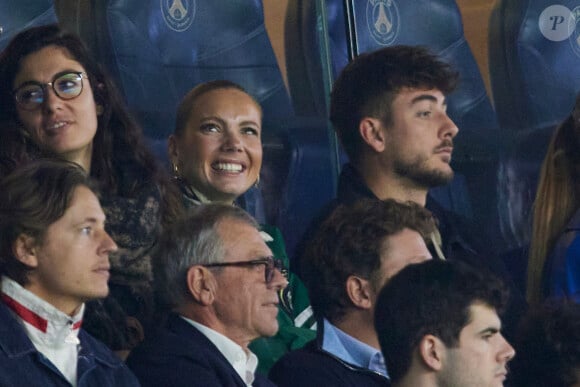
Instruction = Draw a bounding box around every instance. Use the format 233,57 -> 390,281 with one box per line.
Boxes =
274,118 -> 336,260
489,0 -> 580,133
0,0 -> 58,52
90,0 -> 293,141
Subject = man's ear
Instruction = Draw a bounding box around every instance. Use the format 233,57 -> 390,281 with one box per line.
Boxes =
186,266 -> 216,306
418,334 -> 445,371
345,275 -> 373,310
12,234 -> 39,268
359,117 -> 386,153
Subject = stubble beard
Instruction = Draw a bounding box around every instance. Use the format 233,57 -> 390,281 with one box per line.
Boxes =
394,155 -> 454,189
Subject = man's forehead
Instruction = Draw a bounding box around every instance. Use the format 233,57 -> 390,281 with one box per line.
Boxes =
61,185 -> 106,222
380,228 -> 431,259
465,302 -> 501,330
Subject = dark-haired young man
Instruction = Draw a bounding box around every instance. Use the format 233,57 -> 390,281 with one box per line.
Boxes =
375,259 -> 515,387
270,199 -> 436,386
0,160 -> 139,386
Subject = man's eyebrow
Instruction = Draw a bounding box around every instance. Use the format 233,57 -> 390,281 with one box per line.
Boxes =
410,94 -> 447,106
478,326 -> 500,335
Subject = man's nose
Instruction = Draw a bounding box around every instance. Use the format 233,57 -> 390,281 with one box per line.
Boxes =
268,267 -> 289,290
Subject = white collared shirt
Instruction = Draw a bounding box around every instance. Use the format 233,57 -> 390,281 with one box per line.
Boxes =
1,276 -> 83,386
181,316 -> 258,386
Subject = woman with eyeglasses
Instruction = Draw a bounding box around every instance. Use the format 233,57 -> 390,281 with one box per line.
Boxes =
0,25 -> 181,353
528,93 -> 580,305
168,80 -> 316,374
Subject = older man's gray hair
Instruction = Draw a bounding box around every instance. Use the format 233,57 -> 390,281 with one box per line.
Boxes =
153,203 -> 258,309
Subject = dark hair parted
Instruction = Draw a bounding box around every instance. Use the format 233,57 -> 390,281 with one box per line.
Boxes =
0,24 -> 181,226
511,301 -> 580,387
330,45 -> 458,162
174,80 -> 262,137
301,198 -> 436,323
0,159 -> 96,284
374,260 -> 509,384
153,204 -> 258,310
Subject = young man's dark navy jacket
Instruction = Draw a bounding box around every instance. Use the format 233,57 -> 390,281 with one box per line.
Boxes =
0,300 -> 140,387
127,313 -> 276,387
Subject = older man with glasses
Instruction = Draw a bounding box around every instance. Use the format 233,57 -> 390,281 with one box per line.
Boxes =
127,204 -> 286,387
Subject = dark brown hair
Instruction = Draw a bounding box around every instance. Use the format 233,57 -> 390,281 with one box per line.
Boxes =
0,24 -> 181,227
375,260 -> 509,383
330,45 -> 458,163
302,198 -> 436,323
0,159 -> 96,284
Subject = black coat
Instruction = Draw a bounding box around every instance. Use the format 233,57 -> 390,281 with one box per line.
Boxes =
127,313 -> 276,387
269,325 -> 389,387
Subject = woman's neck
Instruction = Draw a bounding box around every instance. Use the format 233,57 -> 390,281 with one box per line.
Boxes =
186,183 -> 235,205
61,146 -> 92,173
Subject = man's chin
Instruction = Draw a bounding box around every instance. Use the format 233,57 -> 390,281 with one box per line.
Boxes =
415,169 -> 454,188
260,324 -> 280,338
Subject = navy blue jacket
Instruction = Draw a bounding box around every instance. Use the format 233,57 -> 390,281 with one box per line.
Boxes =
269,325 -> 389,387
0,301 -> 140,387
127,313 -> 276,387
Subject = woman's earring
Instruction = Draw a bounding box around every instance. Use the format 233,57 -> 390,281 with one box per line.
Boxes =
254,175 -> 260,188
172,162 -> 180,177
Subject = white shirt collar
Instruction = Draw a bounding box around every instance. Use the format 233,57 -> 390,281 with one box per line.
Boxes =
1,276 -> 83,386
181,316 -> 258,386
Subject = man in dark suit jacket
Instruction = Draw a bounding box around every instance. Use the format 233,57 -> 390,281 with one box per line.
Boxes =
127,204 -> 286,386
270,199 -> 436,386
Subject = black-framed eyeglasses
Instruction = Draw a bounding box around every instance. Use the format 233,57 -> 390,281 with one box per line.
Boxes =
204,255 -> 287,284
13,71 -> 88,110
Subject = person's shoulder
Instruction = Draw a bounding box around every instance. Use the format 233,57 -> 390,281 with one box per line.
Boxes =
426,197 -> 496,258
127,322 -> 233,386
79,330 -> 124,366
270,341 -> 388,386
77,330 -> 140,386
269,344 -> 333,386
128,316 -> 229,369
254,374 -> 278,387
545,224 -> 580,300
